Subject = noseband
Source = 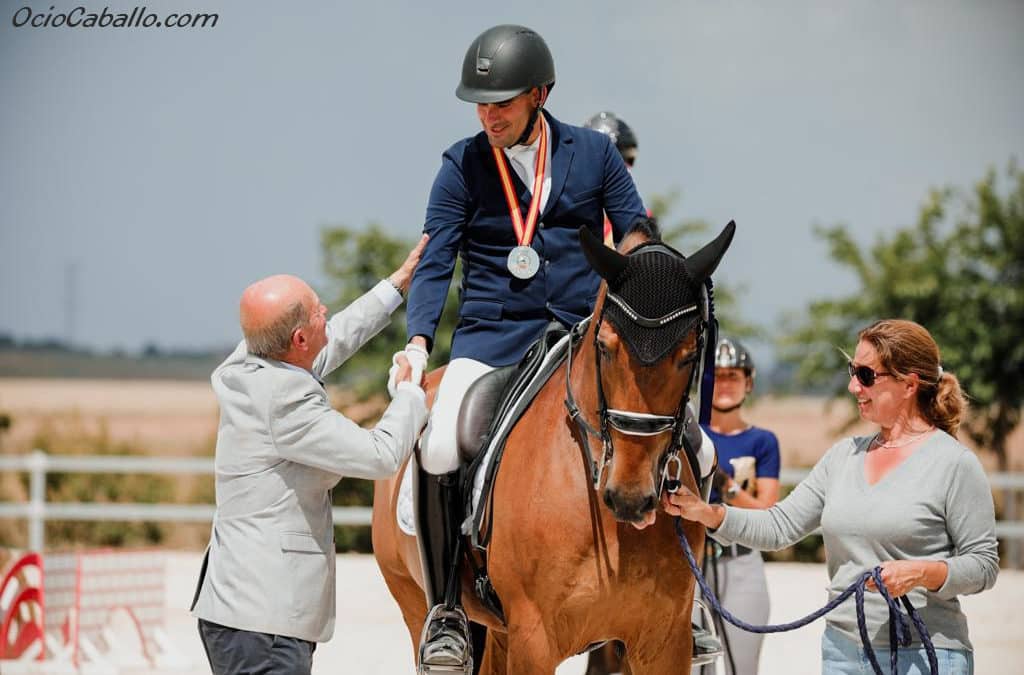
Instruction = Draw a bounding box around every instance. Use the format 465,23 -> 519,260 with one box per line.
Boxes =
564,297 -> 706,497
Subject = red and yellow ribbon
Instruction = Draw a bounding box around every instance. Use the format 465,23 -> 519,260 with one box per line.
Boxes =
492,119 -> 548,247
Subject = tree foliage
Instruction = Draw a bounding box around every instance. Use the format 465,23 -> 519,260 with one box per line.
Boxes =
648,190 -> 760,340
319,192 -> 762,396
318,223 -> 460,396
779,162 -> 1024,469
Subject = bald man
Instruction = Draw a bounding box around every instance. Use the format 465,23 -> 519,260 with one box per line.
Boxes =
192,236 -> 429,675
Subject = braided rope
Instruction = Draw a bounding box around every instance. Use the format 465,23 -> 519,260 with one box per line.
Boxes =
673,518 -> 939,674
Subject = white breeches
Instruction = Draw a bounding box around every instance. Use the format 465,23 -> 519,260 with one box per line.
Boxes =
419,358 -> 496,475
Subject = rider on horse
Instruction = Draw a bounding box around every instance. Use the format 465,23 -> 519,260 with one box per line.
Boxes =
582,110 -> 639,247
398,24 -> 646,672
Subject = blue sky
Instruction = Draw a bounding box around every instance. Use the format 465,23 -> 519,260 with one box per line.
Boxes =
2,1 -> 1022,366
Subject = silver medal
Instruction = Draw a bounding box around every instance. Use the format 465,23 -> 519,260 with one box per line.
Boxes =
507,245 -> 541,279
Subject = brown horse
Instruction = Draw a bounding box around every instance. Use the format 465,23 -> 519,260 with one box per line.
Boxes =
373,222 -> 735,673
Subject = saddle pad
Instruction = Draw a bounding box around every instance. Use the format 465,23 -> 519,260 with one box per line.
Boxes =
397,462 -> 416,536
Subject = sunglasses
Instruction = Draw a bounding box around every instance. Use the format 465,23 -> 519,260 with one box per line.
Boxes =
847,361 -> 892,388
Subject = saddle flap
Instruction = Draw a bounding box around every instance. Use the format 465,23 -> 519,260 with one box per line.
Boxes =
456,366 -> 517,462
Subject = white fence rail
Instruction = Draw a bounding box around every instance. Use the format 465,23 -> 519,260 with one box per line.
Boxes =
0,451 -> 373,551
1,452 -> 1022,555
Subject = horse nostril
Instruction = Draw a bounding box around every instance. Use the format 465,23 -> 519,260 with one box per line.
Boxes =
603,489 -> 617,512
641,494 -> 656,513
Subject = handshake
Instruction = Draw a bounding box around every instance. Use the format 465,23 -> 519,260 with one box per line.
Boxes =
387,342 -> 429,398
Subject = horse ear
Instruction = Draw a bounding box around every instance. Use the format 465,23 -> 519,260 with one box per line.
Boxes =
578,226 -> 627,283
683,220 -> 736,283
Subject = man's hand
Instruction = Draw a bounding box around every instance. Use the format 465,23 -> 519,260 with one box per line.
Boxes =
387,344 -> 428,397
389,234 -> 429,295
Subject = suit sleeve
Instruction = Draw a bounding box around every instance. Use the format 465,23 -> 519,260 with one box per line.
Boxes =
269,381 -> 428,480
600,137 -> 646,241
311,284 -> 394,380
406,150 -> 469,351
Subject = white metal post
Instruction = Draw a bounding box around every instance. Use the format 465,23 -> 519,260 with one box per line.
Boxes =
29,449 -> 46,551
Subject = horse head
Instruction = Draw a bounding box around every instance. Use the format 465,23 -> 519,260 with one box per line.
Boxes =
578,220 -> 735,524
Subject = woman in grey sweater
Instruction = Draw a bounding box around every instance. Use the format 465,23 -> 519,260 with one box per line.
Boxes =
664,319 -> 999,674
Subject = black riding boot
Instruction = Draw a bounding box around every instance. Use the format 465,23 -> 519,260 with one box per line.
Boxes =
415,467 -> 472,674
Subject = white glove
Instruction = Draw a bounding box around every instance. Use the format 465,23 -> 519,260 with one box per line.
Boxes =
386,343 -> 429,398
386,352 -> 404,398
403,343 -> 428,386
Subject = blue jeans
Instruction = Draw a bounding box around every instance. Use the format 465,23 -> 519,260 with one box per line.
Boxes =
821,625 -> 973,675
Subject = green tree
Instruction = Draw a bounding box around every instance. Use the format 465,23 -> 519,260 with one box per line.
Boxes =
320,196 -> 762,396
648,190 -> 760,340
778,162 -> 1024,471
319,223 -> 460,397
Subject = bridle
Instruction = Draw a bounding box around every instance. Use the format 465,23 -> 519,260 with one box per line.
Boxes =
564,287 -> 707,497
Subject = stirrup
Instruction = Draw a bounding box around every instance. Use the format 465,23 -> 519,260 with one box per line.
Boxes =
691,599 -> 723,667
417,604 -> 473,675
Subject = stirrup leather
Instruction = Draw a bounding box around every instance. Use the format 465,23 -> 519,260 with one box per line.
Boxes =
417,604 -> 473,674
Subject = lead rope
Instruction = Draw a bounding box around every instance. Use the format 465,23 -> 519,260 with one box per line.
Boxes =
673,519 -> 939,675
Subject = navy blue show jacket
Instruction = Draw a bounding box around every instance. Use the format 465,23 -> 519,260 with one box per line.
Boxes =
407,110 -> 646,367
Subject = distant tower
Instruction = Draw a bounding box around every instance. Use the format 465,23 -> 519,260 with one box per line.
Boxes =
64,261 -> 78,349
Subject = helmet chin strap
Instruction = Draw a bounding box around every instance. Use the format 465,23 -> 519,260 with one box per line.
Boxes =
511,105 -> 542,147
509,87 -> 548,147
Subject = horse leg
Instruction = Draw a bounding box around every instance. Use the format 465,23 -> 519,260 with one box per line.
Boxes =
478,630 -> 508,675
470,621 -> 489,675
377,563 -> 428,665
618,623 -> 690,675
584,641 -> 627,675
502,605 -> 560,674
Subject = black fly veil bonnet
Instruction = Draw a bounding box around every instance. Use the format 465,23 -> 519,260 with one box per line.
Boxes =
566,220 -> 736,493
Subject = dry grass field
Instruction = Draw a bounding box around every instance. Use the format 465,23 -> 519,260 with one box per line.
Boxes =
2,377 -> 1020,470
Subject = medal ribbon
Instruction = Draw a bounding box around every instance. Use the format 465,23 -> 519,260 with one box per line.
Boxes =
492,117 -> 548,247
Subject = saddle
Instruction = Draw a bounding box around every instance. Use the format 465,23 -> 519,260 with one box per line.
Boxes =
456,321 -> 573,550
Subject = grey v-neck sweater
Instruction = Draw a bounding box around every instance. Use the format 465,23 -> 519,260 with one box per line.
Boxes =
713,430 -> 999,650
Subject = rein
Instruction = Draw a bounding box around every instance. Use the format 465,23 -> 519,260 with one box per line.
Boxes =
672,519 -> 939,675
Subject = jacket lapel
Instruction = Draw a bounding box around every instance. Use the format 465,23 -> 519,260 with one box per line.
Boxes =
542,111 -> 573,220
477,112 -> 574,220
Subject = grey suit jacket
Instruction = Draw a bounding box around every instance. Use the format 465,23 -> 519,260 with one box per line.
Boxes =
191,284 -> 427,643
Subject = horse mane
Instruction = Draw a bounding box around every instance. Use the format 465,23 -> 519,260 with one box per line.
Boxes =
617,217 -> 661,254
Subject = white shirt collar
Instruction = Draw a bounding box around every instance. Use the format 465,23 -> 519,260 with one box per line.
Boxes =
501,115 -> 552,212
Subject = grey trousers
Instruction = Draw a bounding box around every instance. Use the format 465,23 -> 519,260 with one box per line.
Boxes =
698,550 -> 770,675
198,619 -> 316,675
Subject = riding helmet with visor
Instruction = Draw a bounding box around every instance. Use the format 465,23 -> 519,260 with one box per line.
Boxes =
584,111 -> 638,165
456,24 -> 556,104
714,336 -> 755,378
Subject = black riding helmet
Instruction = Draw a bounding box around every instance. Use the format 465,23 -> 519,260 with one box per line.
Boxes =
456,24 -> 556,104
583,111 -> 638,154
